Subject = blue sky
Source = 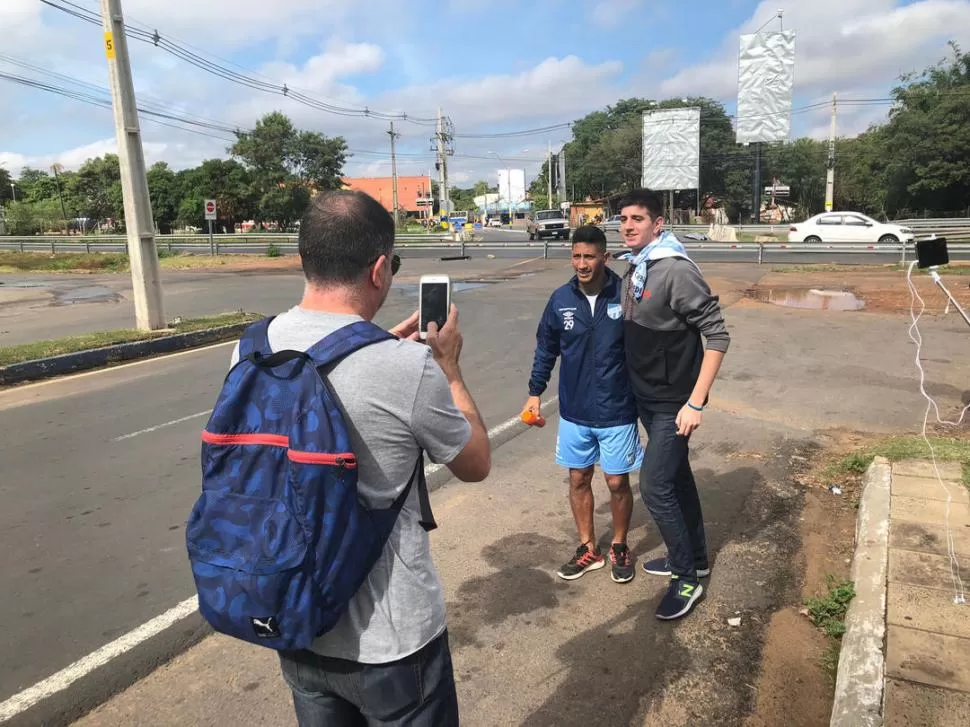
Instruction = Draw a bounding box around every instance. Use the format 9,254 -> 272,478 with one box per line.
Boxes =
2,0 -> 969,187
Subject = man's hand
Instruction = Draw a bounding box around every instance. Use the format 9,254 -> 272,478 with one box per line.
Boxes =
389,311 -> 419,341
426,304 -> 463,379
675,404 -> 703,437
523,396 -> 541,418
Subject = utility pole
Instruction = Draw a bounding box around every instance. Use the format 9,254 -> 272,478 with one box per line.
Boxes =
751,142 -> 762,224
547,141 -> 553,208
560,150 -> 567,206
825,93 -> 837,212
101,0 -> 165,330
433,107 -> 452,219
387,121 -> 400,227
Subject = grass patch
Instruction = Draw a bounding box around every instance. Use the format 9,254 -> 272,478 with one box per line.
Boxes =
805,575 -> 856,682
266,243 -> 282,258
768,262 -> 970,275
769,264 -> 886,273
824,434 -> 970,488
0,249 -> 301,273
806,576 -> 856,639
0,311 -> 262,367
0,250 -> 129,273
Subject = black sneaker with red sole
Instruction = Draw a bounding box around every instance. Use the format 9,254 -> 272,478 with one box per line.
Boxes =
556,543 -> 605,580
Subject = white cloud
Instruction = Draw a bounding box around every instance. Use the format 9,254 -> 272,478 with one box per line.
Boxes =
588,0 -> 645,27
0,136 -> 206,174
658,0 -> 970,104
381,55 -> 623,127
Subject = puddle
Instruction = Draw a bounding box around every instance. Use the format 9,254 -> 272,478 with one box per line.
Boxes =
54,285 -> 122,305
394,282 -> 491,296
745,287 -> 865,311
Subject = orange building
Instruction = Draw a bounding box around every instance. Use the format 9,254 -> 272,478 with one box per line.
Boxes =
341,175 -> 433,215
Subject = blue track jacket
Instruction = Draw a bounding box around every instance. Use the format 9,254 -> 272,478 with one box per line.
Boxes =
528,269 -> 637,428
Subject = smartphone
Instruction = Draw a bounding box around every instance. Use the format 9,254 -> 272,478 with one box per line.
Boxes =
419,275 -> 451,340
916,237 -> 949,269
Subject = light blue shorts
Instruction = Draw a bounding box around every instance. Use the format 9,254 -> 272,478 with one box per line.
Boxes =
555,419 -> 644,475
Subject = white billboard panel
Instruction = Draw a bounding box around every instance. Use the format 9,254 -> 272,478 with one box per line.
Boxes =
497,168 -> 526,206
641,107 -> 700,191
736,30 -> 796,144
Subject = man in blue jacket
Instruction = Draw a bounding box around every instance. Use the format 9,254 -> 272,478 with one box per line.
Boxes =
524,225 -> 642,584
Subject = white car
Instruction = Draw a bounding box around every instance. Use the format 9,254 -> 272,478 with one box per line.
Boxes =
600,214 -> 622,232
788,212 -> 914,244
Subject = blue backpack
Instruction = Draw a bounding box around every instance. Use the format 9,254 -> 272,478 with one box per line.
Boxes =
185,317 -> 437,650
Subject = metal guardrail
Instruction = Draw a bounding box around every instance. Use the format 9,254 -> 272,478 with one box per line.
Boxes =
3,237 -> 967,264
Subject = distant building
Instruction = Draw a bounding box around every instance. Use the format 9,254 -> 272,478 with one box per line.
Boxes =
341,175 -> 434,216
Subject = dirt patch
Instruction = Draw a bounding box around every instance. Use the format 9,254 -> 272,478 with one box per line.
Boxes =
744,437 -> 860,727
748,268 -> 970,315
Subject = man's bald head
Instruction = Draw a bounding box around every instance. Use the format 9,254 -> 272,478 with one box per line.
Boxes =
298,189 -> 395,287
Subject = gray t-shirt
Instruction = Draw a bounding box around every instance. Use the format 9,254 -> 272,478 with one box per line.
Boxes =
230,306 -> 472,663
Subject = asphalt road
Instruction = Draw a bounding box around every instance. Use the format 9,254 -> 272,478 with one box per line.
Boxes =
3,259 -> 969,725
0,264 -> 580,708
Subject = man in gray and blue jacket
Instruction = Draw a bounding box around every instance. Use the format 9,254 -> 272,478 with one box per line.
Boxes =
617,188 -> 731,621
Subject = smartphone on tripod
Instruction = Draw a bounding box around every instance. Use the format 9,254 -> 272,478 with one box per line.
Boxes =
916,237 -> 948,269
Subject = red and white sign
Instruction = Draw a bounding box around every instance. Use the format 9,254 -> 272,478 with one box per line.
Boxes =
204,199 -> 217,220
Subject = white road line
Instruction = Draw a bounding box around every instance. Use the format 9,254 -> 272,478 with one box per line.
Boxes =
111,411 -> 213,442
0,340 -> 236,397
0,597 -> 198,722
0,394 -> 559,722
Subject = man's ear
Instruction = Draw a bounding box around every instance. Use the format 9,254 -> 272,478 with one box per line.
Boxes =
368,255 -> 387,288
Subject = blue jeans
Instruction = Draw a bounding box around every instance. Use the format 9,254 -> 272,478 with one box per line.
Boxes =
638,409 -> 709,578
278,631 -> 459,726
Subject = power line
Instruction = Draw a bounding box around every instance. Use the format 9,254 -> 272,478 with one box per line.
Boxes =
40,0 -> 440,125
0,59 -> 553,166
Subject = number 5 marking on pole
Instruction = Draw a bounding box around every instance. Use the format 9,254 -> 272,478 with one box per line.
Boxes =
104,32 -> 116,59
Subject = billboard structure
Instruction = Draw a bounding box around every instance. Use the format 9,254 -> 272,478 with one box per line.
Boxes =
736,30 -> 796,144
641,107 -> 700,191
497,168 -> 526,211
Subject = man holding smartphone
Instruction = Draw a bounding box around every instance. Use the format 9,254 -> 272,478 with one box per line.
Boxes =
617,188 -> 730,621
230,190 -> 490,725
524,225 -> 642,585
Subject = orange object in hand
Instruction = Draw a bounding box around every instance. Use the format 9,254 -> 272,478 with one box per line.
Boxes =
520,410 -> 545,427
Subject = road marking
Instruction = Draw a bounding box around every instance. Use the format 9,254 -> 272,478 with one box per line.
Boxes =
0,394 -> 559,721
508,256 -> 543,267
0,341 -> 236,398
112,411 -> 213,442
0,597 -> 198,722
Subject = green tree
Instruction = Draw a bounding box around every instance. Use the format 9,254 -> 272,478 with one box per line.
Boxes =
879,42 -> 970,216
0,166 -> 14,205
259,185 -> 310,230
231,112 -> 347,189
69,155 -> 124,228
6,199 -> 65,235
176,159 -> 257,230
147,162 -> 179,233
291,131 -> 348,191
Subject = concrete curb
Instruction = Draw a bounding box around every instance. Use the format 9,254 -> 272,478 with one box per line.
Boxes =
0,322 -> 254,386
830,455 -> 891,727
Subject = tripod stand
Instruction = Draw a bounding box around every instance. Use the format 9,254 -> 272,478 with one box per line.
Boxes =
927,267 -> 970,329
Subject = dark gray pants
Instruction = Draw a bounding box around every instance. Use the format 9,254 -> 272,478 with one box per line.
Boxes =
638,409 -> 709,578
279,631 -> 459,726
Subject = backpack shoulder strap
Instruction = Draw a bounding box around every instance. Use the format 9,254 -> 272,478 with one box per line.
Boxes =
305,320 -> 396,369
236,316 -> 275,361
387,451 -> 438,532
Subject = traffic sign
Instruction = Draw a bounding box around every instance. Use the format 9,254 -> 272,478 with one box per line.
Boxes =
204,199 -> 217,220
